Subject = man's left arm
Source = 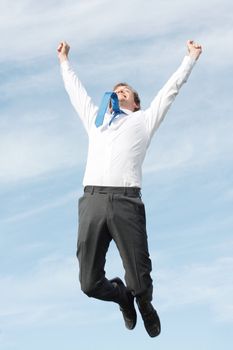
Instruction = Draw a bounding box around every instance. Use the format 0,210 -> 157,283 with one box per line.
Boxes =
145,40 -> 202,139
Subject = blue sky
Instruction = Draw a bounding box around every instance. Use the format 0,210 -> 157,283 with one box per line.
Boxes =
1,0 -> 233,349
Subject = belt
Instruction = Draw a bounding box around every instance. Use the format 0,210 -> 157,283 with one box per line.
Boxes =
84,186 -> 141,197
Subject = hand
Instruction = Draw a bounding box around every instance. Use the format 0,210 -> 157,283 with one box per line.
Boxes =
57,41 -> 70,63
187,40 -> 202,61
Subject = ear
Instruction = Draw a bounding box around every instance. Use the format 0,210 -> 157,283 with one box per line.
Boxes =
133,101 -> 140,111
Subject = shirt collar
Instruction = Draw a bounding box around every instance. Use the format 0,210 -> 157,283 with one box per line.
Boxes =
121,108 -> 133,115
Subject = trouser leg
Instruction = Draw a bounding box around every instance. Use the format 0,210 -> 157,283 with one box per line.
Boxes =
77,192 -> 123,303
109,194 -> 153,301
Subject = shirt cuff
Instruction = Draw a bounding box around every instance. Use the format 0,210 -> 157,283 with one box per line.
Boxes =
184,54 -> 196,68
60,60 -> 70,71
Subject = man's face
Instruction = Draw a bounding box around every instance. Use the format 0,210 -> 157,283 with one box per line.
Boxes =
114,85 -> 138,112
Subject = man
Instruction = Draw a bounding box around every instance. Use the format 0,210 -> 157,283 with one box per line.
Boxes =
57,39 -> 202,337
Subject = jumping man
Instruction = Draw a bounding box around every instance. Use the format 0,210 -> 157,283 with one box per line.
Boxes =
57,39 -> 202,337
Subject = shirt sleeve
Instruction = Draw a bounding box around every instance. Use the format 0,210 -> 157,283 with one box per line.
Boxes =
144,55 -> 196,140
60,60 -> 98,133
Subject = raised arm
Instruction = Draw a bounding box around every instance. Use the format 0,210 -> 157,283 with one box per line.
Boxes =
145,40 -> 202,140
57,41 -> 98,132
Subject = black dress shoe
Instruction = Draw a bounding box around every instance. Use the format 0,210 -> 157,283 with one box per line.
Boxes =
110,277 -> 137,330
136,300 -> 161,337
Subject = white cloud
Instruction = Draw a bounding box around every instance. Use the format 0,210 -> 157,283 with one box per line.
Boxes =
0,253 -> 119,331
143,113 -> 233,175
0,250 -> 232,336
157,256 -> 233,322
222,188 -> 233,202
1,190 -> 79,223
0,255 -> 83,329
0,0 -> 232,67
0,65 -> 59,100
198,26 -> 233,67
0,116 -> 86,184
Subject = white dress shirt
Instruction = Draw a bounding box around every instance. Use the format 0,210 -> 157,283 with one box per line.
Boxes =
61,56 -> 196,188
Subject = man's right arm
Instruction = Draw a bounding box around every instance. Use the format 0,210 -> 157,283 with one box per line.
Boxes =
57,41 -> 98,132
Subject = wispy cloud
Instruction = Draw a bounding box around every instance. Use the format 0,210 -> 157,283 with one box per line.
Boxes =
0,255 -> 80,329
0,253 -> 118,332
1,190 -> 79,223
1,0 -> 232,67
157,256 -> 233,322
1,250 -> 232,338
144,112 -> 233,175
0,115 -> 86,184
0,65 -> 59,100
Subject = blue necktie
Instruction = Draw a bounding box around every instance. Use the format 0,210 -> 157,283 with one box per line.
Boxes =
95,92 -> 126,127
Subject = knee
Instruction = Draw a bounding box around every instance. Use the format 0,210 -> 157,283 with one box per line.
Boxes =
80,280 -> 98,298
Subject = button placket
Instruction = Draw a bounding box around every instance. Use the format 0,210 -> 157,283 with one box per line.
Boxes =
103,131 -> 112,183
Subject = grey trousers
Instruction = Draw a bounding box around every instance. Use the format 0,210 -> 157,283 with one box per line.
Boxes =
76,186 -> 153,304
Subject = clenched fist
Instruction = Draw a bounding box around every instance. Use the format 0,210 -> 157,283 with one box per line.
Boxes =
57,41 -> 70,63
187,40 -> 202,61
